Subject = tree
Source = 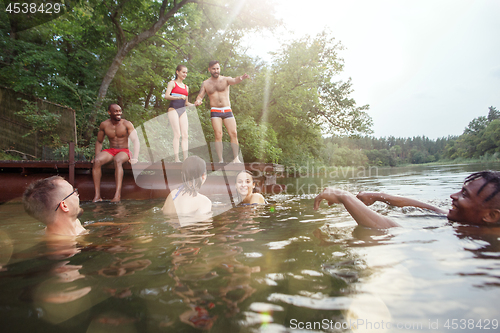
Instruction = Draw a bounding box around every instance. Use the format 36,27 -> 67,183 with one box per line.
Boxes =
86,0 -> 197,142
238,31 -> 372,165
487,106 -> 500,122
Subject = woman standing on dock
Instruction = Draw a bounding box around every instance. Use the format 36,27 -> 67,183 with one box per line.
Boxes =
164,65 -> 192,162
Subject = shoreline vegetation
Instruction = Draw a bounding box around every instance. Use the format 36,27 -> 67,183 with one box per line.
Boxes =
1,3 -> 499,168
2,105 -> 499,168
283,157 -> 500,179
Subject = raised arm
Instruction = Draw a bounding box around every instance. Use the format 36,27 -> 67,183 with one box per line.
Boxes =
314,188 -> 400,229
194,81 -> 206,106
356,192 -> 446,214
227,73 -> 249,85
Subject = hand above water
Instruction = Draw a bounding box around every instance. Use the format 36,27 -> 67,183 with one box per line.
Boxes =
314,188 -> 353,210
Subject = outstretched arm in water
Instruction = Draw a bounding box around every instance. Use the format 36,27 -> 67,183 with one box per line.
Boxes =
314,188 -> 400,229
356,192 -> 446,214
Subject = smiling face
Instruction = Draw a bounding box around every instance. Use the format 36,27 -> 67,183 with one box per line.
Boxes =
447,178 -> 499,225
236,172 -> 255,197
108,104 -> 122,121
209,63 -> 220,79
176,66 -> 188,80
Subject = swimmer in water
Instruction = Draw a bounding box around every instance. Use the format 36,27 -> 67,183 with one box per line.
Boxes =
162,156 -> 212,216
23,176 -> 87,236
314,170 -> 500,229
235,171 -> 266,205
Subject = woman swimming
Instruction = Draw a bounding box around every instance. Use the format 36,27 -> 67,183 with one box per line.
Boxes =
164,65 -> 192,162
162,156 -> 212,216
235,171 -> 266,205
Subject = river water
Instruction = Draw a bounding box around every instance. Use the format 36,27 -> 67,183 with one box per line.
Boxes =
0,163 -> 499,332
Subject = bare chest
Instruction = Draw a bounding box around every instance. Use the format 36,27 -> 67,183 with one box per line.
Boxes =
205,80 -> 229,95
105,122 -> 128,139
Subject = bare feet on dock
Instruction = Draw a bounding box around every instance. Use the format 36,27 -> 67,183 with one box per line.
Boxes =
111,196 -> 121,203
93,197 -> 103,203
232,157 -> 242,163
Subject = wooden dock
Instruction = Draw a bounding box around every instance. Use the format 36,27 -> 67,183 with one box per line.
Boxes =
0,160 -> 286,203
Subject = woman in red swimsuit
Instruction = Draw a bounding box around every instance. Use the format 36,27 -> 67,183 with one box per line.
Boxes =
164,65 -> 192,162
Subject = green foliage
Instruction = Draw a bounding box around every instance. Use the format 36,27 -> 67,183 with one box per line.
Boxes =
444,106 -> 500,159
15,98 -> 61,147
236,115 -> 281,163
2,1 -> 379,165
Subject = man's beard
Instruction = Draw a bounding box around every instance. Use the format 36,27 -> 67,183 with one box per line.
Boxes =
77,208 -> 84,218
211,73 -> 219,78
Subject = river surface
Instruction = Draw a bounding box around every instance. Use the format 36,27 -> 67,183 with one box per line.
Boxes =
0,163 -> 499,332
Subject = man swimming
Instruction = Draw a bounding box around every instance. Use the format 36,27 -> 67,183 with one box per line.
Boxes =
23,176 -> 87,236
194,60 -> 249,163
314,171 -> 500,228
92,104 -> 140,202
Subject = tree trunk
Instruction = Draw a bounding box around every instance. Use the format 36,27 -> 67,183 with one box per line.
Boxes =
83,0 -> 196,143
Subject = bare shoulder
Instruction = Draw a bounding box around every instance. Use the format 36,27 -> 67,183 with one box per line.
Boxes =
99,119 -> 111,129
162,192 -> 175,214
251,193 -> 266,204
198,194 -> 212,211
123,119 -> 135,130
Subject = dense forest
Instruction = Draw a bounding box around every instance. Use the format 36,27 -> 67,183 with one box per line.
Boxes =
321,106 -> 500,167
1,1 -> 499,167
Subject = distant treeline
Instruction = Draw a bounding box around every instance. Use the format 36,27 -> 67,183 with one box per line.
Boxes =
320,106 -> 500,167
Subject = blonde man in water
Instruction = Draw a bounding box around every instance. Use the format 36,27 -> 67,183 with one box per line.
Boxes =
23,176 -> 87,236
194,60 -> 249,163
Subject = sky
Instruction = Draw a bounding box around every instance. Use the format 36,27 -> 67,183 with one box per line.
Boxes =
242,0 -> 500,139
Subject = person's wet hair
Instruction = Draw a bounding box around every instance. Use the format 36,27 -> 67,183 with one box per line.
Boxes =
465,171 -> 500,203
208,60 -> 219,68
181,156 -> 206,196
23,176 -> 64,224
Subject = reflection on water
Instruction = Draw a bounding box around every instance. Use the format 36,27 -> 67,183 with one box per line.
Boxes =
0,163 -> 499,332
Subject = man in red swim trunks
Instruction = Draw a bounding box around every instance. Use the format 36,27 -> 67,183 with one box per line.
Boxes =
92,104 -> 140,202
194,60 -> 249,163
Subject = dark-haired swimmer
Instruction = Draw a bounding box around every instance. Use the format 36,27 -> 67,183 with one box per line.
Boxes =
162,156 -> 212,216
314,171 -> 500,229
235,171 -> 266,205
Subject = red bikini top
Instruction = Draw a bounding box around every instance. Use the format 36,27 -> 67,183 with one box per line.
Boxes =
171,82 -> 188,96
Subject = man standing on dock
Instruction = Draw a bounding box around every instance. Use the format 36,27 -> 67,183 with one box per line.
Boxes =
194,61 -> 249,163
92,104 -> 140,202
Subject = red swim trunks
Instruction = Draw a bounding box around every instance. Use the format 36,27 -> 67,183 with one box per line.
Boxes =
103,148 -> 131,160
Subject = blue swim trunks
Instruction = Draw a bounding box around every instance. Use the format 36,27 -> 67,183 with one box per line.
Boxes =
210,107 -> 234,119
